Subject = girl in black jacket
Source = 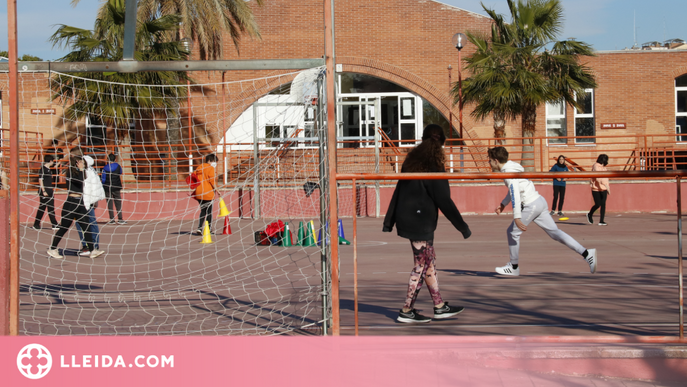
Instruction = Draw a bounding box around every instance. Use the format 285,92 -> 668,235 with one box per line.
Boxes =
383,124 -> 471,323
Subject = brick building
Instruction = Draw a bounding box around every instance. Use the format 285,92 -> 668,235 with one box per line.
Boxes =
2,0 -> 687,172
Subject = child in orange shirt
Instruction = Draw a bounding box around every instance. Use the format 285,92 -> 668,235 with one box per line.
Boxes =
193,154 -> 220,234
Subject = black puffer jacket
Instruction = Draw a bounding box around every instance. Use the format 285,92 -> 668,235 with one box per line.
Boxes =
383,178 -> 471,241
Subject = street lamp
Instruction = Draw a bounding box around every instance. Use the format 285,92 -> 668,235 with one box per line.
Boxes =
452,32 -> 467,172
451,33 -> 467,140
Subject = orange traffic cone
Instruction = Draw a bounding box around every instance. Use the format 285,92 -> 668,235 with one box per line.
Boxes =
222,216 -> 232,235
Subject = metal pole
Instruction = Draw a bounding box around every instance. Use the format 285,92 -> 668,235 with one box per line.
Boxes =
374,98 -> 380,218
678,176 -> 684,338
353,179 -> 358,336
448,65 -> 452,140
122,0 -> 138,61
324,0 -> 340,335
222,72 -> 227,186
458,48 -> 464,172
316,76 -> 328,336
5,0 -> 20,336
252,102 -> 260,219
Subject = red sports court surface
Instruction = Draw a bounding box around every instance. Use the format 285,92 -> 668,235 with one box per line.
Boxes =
19,212 -> 684,337
338,212 -> 684,337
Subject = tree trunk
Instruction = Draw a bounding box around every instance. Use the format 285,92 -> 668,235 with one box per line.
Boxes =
521,104 -> 537,172
166,107 -> 182,178
493,111 -> 506,145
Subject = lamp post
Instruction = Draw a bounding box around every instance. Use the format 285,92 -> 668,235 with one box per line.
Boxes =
452,32 -> 467,172
180,37 -> 194,171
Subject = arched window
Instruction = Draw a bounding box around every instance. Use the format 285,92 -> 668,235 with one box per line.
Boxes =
676,74 -> 687,141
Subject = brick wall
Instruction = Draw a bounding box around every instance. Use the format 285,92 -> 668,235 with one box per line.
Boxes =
2,0 -> 687,162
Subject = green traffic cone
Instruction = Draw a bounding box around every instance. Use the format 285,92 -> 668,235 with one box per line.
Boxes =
296,221 -> 305,246
282,222 -> 292,247
339,236 -> 351,245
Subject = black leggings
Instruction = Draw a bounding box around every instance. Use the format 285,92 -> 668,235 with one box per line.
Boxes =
552,185 -> 566,212
198,200 -> 213,230
51,196 -> 94,251
34,190 -> 59,227
589,190 -> 608,223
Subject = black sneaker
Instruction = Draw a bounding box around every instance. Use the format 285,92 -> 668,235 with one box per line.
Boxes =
397,309 -> 431,323
586,213 -> 593,224
433,302 -> 465,319
30,225 -> 41,231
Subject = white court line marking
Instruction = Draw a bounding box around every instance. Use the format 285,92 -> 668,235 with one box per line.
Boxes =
372,272 -> 386,274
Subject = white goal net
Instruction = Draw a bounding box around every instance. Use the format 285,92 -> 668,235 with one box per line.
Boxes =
13,68 -> 336,335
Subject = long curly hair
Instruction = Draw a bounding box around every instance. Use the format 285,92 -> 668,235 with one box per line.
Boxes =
401,124 -> 446,173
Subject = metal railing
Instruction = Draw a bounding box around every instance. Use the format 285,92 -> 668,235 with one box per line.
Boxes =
5,132 -> 687,192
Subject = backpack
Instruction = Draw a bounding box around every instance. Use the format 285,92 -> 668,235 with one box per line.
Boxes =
186,172 -> 201,190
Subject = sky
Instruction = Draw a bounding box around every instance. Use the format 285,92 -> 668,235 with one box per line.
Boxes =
0,0 -> 686,60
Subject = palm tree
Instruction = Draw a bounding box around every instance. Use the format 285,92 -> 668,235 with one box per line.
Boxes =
71,0 -> 263,60
50,0 -> 191,130
454,0 -> 597,170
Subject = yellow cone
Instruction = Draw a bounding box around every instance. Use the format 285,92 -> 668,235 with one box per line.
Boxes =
218,198 -> 230,217
200,221 -> 213,244
309,220 -> 317,245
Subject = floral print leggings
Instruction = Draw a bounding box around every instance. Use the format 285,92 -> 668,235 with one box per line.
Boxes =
403,240 -> 443,310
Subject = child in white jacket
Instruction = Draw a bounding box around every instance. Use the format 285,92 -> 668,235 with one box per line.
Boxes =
75,155 -> 106,256
488,147 -> 597,276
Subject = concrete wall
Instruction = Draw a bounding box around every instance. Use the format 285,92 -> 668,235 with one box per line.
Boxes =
18,181 -> 686,224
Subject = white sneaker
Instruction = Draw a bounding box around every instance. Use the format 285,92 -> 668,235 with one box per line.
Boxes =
495,262 -> 519,276
90,249 -> 105,259
79,250 -> 91,257
47,248 -> 63,259
585,249 -> 597,273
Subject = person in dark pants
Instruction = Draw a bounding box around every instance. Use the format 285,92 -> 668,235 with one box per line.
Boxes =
47,155 -> 105,259
549,155 -> 569,217
192,154 -> 219,235
588,154 -> 610,226
383,124 -> 471,324
101,153 -> 126,224
32,154 -> 60,230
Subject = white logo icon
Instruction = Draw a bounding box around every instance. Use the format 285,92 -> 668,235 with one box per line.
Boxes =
17,343 -> 53,379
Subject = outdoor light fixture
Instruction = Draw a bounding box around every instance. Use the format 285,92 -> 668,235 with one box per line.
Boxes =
179,37 -> 194,53
452,32 -> 467,51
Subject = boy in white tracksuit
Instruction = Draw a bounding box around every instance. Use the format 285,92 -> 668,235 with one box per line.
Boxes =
487,147 -> 597,276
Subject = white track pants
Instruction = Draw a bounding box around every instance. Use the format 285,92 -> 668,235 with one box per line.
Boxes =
507,196 -> 586,265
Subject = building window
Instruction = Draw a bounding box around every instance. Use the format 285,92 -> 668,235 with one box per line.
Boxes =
546,99 -> 567,144
574,89 -> 595,144
676,75 -> 687,142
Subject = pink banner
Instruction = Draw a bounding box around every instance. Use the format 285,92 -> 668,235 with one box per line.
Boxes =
3,336 -> 685,386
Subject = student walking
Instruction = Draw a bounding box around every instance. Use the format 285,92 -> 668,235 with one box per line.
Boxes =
31,154 -> 60,230
102,153 -> 126,224
488,147 -> 597,276
383,124 -> 471,323
47,155 -> 105,259
192,154 -> 219,235
75,156 -> 106,256
588,154 -> 610,226
549,155 -> 569,217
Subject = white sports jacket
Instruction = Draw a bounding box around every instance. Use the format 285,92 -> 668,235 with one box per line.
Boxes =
499,160 -> 541,219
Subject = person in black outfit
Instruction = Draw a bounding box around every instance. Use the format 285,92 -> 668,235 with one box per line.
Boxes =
47,155 -> 105,259
31,154 -> 59,230
383,124 -> 472,323
101,153 -> 126,224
